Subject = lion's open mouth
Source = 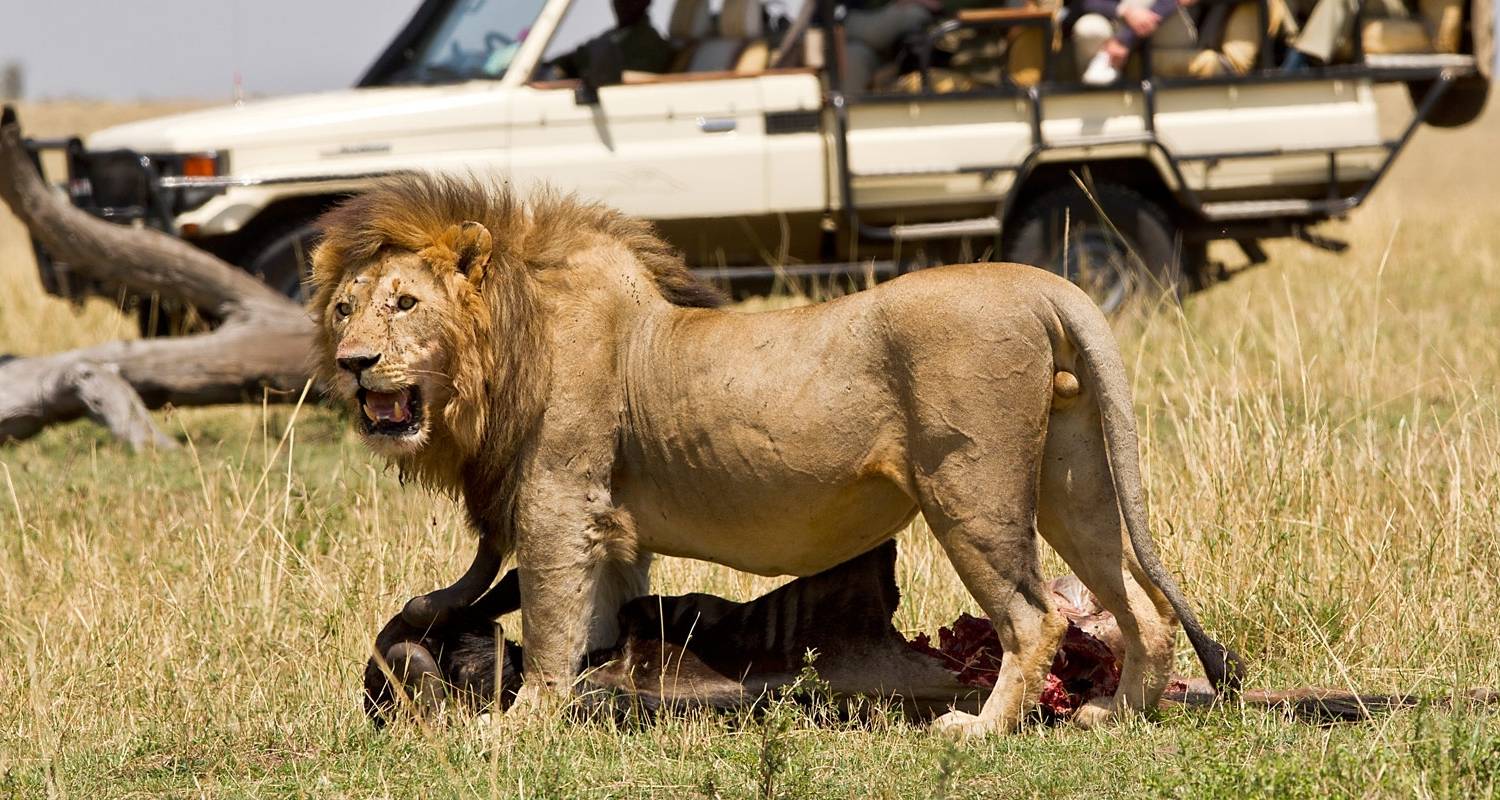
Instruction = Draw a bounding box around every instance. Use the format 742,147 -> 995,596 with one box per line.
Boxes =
357,386 -> 423,438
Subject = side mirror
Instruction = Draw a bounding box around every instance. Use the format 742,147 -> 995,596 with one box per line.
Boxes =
575,37 -> 625,105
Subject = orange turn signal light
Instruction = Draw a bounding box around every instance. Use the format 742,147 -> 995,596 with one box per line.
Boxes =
181,154 -> 218,177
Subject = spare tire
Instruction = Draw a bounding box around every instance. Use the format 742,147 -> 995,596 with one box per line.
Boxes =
1408,74 -> 1491,128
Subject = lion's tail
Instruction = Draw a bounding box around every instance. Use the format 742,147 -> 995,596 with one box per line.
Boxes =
1049,283 -> 1246,697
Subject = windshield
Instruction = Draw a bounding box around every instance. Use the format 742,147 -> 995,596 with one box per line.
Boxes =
403,0 -> 549,83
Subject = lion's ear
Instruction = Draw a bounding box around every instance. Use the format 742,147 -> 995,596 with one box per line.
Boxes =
453,221 -> 493,281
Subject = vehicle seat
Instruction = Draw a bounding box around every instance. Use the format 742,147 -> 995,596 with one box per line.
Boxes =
1362,18 -> 1434,53
668,0 -> 714,70
1362,0 -> 1463,54
729,0 -> 771,73
1153,0 -> 1286,78
671,0 -> 768,73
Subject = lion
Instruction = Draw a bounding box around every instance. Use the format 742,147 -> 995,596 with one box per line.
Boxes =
310,174 -> 1243,736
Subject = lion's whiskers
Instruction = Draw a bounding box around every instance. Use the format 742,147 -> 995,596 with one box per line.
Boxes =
406,368 -> 456,385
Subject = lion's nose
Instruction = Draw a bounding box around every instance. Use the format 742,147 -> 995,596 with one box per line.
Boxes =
337,352 -> 381,374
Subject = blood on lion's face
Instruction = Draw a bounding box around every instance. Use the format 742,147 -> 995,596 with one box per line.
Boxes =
322,249 -> 460,458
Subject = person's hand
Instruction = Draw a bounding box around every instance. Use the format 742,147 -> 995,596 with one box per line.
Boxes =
1103,37 -> 1131,67
1120,7 -> 1161,36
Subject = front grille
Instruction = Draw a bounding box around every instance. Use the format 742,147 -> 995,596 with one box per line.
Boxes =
86,152 -> 153,210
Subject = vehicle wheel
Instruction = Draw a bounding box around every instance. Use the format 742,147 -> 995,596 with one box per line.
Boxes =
243,221 -> 321,301
1001,182 -> 1186,315
1408,74 -> 1490,129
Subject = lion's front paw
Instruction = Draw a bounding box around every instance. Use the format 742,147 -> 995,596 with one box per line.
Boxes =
508,684 -> 547,719
1071,697 -> 1115,729
507,682 -> 571,725
932,710 -> 1002,739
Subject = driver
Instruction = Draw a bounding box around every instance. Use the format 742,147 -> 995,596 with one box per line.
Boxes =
551,0 -> 678,78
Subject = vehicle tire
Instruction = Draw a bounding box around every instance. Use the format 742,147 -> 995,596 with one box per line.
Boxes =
1001,182 -> 1186,315
1408,74 -> 1490,129
242,221 -> 321,301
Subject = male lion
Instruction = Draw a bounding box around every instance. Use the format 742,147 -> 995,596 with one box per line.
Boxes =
311,175 -> 1243,736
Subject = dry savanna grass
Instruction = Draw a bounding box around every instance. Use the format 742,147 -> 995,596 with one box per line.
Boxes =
1,100 -> 1498,797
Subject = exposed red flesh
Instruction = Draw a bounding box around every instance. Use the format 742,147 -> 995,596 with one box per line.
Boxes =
907,612 -> 1121,720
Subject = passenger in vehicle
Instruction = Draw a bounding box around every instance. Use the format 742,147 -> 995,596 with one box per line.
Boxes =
1279,0 -> 1458,68
1073,0 -> 1197,84
550,0 -> 678,78
1152,0 -> 1289,77
840,0 -> 939,92
841,0 -> 1011,93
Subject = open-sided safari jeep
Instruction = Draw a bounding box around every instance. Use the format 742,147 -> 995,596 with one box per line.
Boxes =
22,0 -> 1493,323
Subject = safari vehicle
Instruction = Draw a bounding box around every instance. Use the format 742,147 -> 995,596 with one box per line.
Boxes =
22,0 -> 1494,319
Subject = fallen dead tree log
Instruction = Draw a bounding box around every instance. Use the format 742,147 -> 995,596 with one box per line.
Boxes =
0,107 -> 316,449
366,542 -> 1500,728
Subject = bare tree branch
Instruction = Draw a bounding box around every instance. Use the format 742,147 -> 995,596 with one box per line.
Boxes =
0,106 -> 318,447
70,361 -> 178,451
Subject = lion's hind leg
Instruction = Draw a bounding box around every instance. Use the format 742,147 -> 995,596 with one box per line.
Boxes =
1036,400 -> 1177,727
926,515 -> 1068,738
911,382 -> 1066,737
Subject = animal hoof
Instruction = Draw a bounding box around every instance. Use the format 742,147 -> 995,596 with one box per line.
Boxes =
1071,698 -> 1115,729
932,710 -> 996,739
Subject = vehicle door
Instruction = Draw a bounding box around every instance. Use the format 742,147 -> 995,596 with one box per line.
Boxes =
843,91 -> 1034,220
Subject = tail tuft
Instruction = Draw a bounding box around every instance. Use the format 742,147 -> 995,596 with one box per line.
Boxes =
1191,635 -> 1246,697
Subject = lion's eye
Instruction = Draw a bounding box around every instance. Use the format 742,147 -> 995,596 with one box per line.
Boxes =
334,301 -> 353,318
397,295 -> 418,311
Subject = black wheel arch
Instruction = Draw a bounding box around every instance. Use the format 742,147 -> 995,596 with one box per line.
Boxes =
999,163 -> 1201,313
1001,157 -> 1191,239
192,193 -> 346,297
194,193 -> 344,271
1000,156 -> 1205,273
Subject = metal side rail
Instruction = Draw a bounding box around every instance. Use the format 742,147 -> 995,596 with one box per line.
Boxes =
1363,53 -> 1478,75
886,217 -> 1002,240
1200,198 -> 1355,222
691,260 -> 901,281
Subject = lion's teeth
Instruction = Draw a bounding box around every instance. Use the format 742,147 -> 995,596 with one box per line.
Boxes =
363,390 -> 408,423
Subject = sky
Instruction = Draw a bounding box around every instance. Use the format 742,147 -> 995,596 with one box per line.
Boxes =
0,0 -> 685,101
0,1 -> 422,101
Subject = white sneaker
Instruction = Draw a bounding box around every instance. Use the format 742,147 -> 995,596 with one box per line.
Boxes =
1082,51 -> 1120,85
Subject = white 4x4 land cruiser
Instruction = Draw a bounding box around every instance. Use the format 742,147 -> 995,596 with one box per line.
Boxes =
23,0 -> 1494,319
